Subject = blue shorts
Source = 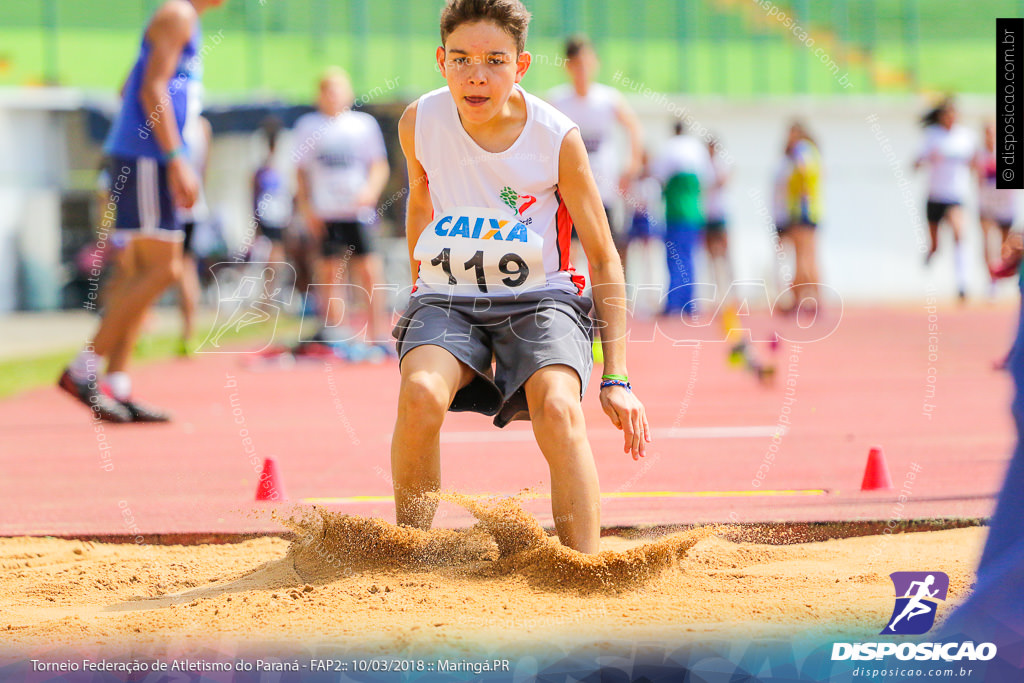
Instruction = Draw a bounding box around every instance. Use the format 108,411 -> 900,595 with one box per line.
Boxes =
704,218 -> 727,235
628,212 -> 657,241
109,156 -> 181,238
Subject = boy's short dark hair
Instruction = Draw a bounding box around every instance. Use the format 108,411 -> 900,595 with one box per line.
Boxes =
565,34 -> 591,60
440,0 -> 532,54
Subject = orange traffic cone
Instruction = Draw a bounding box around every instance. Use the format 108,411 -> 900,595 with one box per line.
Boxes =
860,446 -> 894,491
256,457 -> 287,501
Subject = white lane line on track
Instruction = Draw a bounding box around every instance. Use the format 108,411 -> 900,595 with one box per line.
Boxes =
302,488 -> 825,505
436,425 -> 786,443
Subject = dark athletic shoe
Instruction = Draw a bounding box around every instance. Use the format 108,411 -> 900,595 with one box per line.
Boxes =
119,398 -> 172,423
57,369 -> 132,423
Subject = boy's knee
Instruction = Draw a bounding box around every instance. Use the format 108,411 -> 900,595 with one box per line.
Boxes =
533,390 -> 582,430
398,373 -> 449,426
150,255 -> 182,284
166,258 -> 184,283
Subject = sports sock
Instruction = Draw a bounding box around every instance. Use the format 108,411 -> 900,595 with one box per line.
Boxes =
107,372 -> 132,401
68,349 -> 100,383
954,243 -> 968,295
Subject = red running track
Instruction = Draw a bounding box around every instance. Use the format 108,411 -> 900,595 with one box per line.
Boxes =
0,303 -> 1016,536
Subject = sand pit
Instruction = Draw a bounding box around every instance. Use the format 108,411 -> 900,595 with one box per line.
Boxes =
0,497 -> 984,661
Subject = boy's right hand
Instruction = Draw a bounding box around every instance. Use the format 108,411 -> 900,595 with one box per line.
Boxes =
167,157 -> 199,209
600,386 -> 651,460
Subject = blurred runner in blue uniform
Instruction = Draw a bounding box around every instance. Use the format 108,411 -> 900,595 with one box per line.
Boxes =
59,0 -> 225,423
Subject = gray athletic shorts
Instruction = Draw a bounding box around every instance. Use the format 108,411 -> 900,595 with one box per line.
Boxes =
392,289 -> 595,428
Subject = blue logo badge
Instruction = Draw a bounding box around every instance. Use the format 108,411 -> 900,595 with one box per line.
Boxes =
881,572 -> 949,635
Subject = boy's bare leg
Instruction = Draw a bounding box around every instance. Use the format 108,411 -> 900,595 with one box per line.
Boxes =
94,237 -> 183,372
178,253 -> 200,347
926,221 -> 940,263
317,256 -> 344,329
99,241 -> 135,311
267,242 -> 286,298
789,225 -> 820,305
351,254 -> 386,342
391,344 -> 474,528
524,364 -> 601,554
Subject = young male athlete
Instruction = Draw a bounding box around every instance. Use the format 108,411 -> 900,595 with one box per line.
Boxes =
548,35 -> 643,265
58,0 -> 223,422
176,113 -> 212,356
391,0 -> 649,554
293,68 -> 390,347
915,98 -> 976,301
651,121 -> 712,317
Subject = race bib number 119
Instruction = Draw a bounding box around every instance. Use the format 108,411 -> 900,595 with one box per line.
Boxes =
414,207 -> 547,296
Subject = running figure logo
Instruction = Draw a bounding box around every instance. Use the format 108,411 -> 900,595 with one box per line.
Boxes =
500,186 -> 537,216
197,262 -> 295,353
881,571 -> 949,635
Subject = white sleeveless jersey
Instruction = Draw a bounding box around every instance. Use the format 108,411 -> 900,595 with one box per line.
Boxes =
918,124 -> 976,204
547,83 -> 623,204
413,84 -> 585,298
293,110 -> 387,222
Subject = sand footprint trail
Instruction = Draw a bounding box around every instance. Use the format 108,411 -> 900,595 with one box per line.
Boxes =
287,494 -> 712,592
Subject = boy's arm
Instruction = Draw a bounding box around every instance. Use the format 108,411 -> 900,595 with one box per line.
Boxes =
398,101 -> 432,286
294,167 -> 323,238
558,128 -> 650,459
357,120 -> 392,208
251,169 -> 261,218
914,131 -> 933,170
358,158 -> 391,208
614,98 -> 644,192
141,0 -> 198,208
197,116 -> 212,182
292,117 -> 324,237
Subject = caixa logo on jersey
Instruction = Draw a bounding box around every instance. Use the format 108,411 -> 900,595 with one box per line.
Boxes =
433,214 -> 530,243
881,571 -> 949,635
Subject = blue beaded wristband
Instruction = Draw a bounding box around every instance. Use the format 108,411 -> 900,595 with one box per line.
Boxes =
600,379 -> 631,392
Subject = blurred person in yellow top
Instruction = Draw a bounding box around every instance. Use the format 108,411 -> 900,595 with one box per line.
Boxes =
783,120 -> 823,312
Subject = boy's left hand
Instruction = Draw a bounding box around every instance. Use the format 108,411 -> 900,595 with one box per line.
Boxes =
1002,232 -> 1023,262
600,386 -> 651,460
355,185 -> 379,209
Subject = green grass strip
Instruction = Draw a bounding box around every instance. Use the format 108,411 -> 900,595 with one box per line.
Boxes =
0,316 -> 302,401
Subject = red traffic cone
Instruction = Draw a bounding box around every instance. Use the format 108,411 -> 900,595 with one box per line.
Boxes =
861,446 -> 894,491
256,457 -> 288,501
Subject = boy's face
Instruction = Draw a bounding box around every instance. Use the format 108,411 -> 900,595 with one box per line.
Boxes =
318,75 -> 353,117
787,125 -> 802,148
938,106 -> 957,129
566,46 -> 598,84
437,21 -> 531,126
